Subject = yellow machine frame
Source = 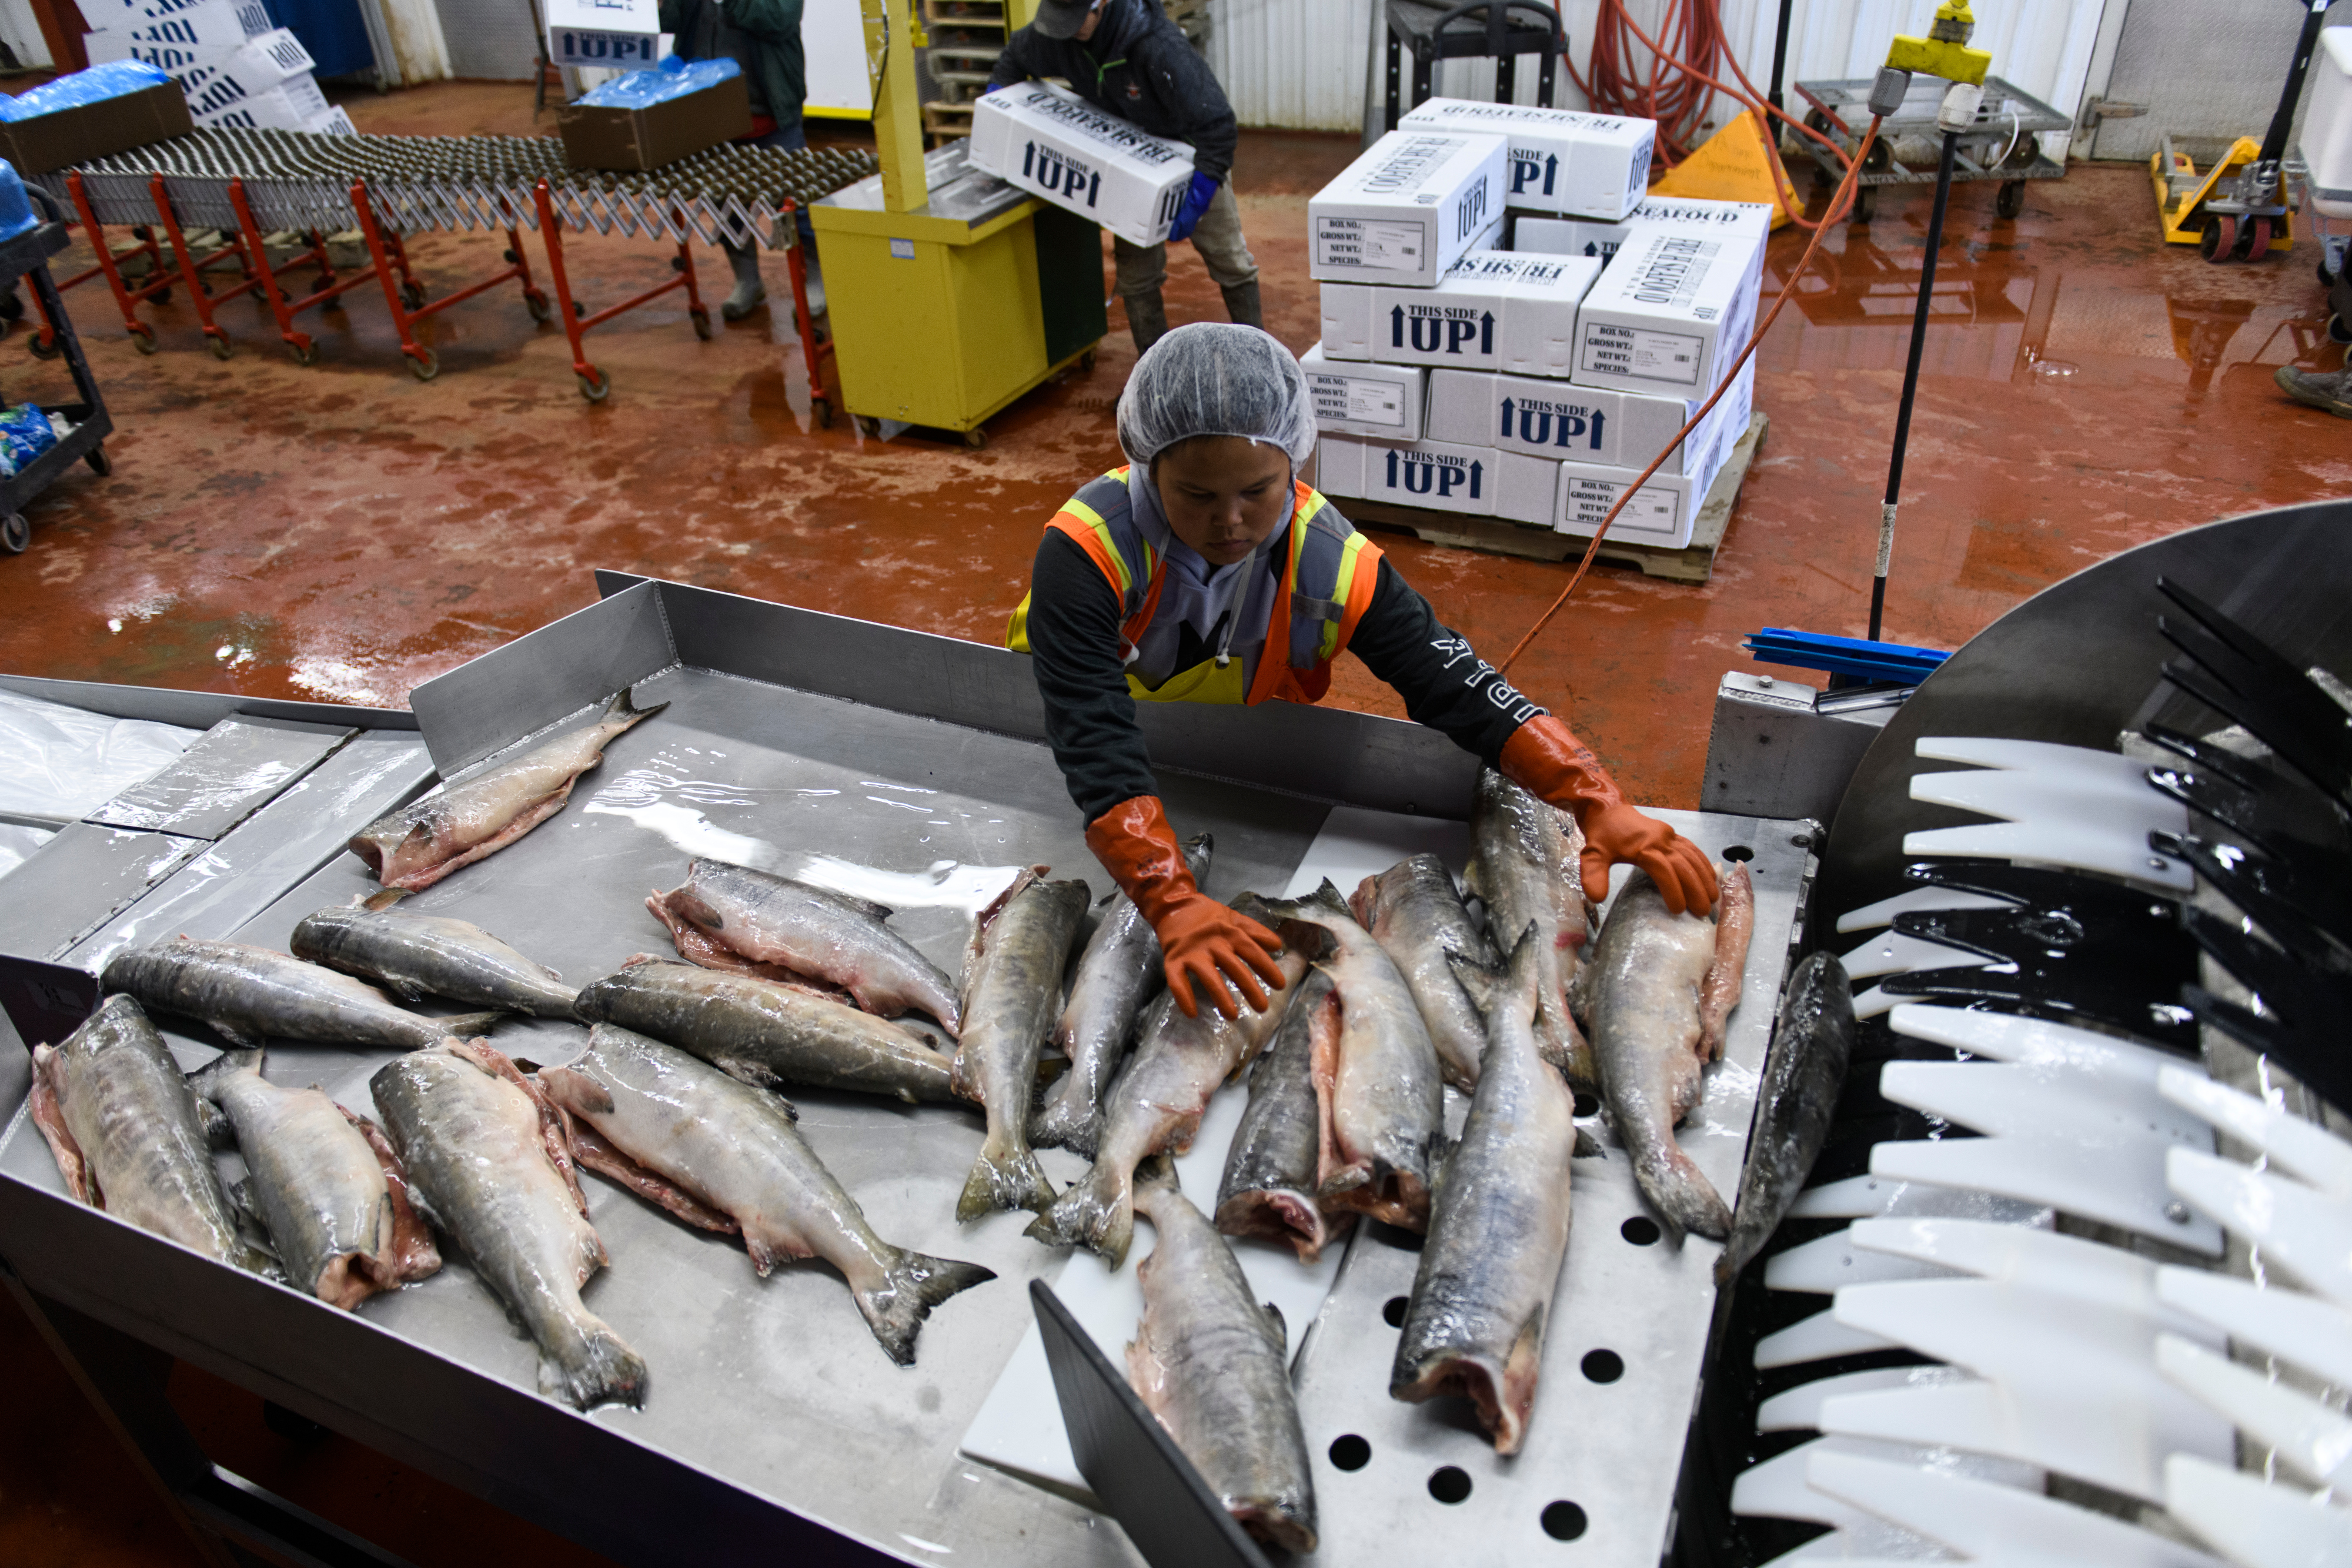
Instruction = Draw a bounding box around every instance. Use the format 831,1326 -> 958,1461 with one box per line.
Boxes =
2153,136 -> 2297,252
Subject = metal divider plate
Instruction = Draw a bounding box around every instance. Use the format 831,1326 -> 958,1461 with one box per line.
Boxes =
85,715 -> 356,839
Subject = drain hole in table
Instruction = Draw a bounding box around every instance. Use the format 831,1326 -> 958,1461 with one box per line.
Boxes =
1621,1216 -> 1661,1245
1428,1466 -> 1472,1505
1581,1349 -> 1623,1383
1723,844 -> 1755,862
1329,1435 -> 1371,1472
1382,1296 -> 1408,1328
1572,1091 -> 1599,1117
1542,1500 -> 1588,1540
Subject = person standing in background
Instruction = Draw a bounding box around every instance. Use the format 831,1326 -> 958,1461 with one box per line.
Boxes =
986,0 -> 1256,353
660,0 -> 824,320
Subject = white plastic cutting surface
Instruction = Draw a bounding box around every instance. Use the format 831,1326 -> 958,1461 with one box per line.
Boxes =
1806,1449 -> 2229,1567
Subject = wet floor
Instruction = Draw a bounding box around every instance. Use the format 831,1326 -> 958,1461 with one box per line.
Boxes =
4,78 -> 2351,1568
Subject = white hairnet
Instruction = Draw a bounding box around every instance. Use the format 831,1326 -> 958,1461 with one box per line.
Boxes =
1117,323 -> 1317,471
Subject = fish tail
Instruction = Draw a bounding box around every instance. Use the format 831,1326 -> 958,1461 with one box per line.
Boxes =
1028,1081 -> 1100,1157
606,686 -> 670,726
187,1046 -> 263,1101
1635,1142 -> 1733,1242
1023,1160 -> 1135,1268
540,1313 -> 648,1411
860,1251 -> 998,1366
955,1131 -> 1057,1222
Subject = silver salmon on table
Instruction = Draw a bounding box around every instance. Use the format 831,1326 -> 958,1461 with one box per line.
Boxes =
1129,1159 -> 1317,1555
292,892 -> 579,1020
1028,937 -> 1307,1269
1214,967 -> 1341,1263
574,957 -> 959,1105
541,1024 -> 994,1365
370,1039 -> 646,1410
951,871 -> 1089,1221
1716,950 -> 1852,1286
349,687 -> 664,892
646,859 -> 964,1035
29,995 -> 272,1274
102,938 -> 502,1052
1582,861 -> 1753,1241
1033,835 -> 1210,1159
191,1047 -> 440,1309
1352,852 -> 1495,1090
1391,927 -> 1579,1454
1466,769 -> 1592,1081
1262,882 -> 1445,1232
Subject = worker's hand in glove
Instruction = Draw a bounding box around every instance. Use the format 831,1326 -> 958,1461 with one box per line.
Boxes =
1166,171 -> 1222,243
1499,713 -> 1722,917
1085,794 -> 1287,1018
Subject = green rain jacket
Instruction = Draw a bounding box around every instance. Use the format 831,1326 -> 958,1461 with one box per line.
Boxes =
660,0 -> 807,131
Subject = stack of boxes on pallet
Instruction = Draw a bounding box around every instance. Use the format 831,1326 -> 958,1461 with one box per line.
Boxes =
1305,99 -> 1767,551
83,0 -> 353,136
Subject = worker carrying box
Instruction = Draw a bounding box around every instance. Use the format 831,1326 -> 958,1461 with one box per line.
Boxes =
984,0 -> 1252,352
1398,98 -> 1655,220
972,83 -> 1196,252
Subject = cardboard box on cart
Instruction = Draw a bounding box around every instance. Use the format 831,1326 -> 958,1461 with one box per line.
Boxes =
1308,129 -> 1508,287
0,79 -> 193,175
559,69 -> 753,171
1398,97 -> 1655,220
968,81 -> 1194,249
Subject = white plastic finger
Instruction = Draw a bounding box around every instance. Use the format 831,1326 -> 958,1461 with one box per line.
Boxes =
1913,736 -> 2157,785
2167,1147 -> 2352,1305
1892,1004 -> 2197,1092
2156,1066 -> 2352,1203
1732,1433 -> 2030,1550
1807,1447 -> 2229,1567
1758,1366 -> 1977,1433
2164,1453 -> 2352,1568
1849,1218 -> 2221,1339
1840,928 -> 1988,980
1765,1225 -> 1961,1295
1753,1308 -> 1903,1370
1836,885 -> 2014,935
2156,1334 -> 2352,1489
2154,1267 -> 2352,1390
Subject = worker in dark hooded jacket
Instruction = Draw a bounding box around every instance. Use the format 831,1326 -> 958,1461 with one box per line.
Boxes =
662,0 -> 822,320
986,0 -> 1255,352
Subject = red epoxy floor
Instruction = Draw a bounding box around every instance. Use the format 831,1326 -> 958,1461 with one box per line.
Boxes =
2,79 -> 2348,1568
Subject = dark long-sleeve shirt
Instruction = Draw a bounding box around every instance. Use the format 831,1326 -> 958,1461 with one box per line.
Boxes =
983,0 -> 1240,181
1027,528 -> 1544,820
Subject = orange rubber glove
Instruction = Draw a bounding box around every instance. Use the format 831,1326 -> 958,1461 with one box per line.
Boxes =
1500,716 -> 1721,916
1086,795 -> 1287,1019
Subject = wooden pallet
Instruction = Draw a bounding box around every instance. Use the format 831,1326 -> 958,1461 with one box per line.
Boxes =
923,101 -> 976,136
1344,413 -> 1769,585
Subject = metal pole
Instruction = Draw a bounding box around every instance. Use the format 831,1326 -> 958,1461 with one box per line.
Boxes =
1870,128 -> 1959,644
1768,0 -> 1794,112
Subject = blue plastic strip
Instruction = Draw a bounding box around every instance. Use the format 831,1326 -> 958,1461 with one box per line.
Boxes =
1743,626 -> 1950,683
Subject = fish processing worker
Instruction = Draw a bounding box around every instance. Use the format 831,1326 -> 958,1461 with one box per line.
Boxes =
1008,325 -> 1720,1019
984,0 -> 1253,352
662,0 -> 817,319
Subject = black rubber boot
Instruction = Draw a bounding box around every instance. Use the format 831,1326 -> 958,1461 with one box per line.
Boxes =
720,240 -> 766,322
2276,364 -> 2352,418
1125,289 -> 1169,354
1220,279 -> 1263,329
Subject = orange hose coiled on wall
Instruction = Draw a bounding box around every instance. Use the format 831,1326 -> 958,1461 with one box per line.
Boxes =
1568,0 -> 1730,167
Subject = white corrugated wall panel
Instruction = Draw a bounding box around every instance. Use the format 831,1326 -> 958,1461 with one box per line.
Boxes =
1211,0 -> 2109,143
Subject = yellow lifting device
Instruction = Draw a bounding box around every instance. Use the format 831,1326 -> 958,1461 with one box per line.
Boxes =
2148,0 -> 2332,263
811,0 -> 1106,445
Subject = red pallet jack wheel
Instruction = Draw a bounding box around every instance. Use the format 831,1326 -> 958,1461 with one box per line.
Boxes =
2201,213 -> 2240,262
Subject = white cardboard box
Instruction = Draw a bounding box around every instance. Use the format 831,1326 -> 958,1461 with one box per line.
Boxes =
193,72 -> 328,130
1549,365 -> 1752,548
102,26 -> 313,111
1398,98 -> 1655,220
1301,342 -> 1425,440
1570,224 -> 1760,398
968,81 -> 1194,249
304,103 -> 356,136
1308,129 -> 1509,287
82,0 -> 269,45
1320,249 -> 1599,375
544,0 -> 661,66
1317,434 -> 1555,524
1427,359 -> 1750,474
1516,195 -> 1772,282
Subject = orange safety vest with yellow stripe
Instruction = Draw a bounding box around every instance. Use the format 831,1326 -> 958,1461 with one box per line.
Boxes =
1006,466 -> 1384,706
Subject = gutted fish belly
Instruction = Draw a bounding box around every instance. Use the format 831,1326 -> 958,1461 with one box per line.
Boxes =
1468,768 -> 1593,1081
30,994 -> 271,1275
1584,862 -> 1750,1241
1130,1160 -> 1317,1554
574,957 -> 959,1105
951,873 -> 1089,1221
349,687 -> 664,892
191,1047 -> 439,1308
1391,925 -> 1578,1453
370,1039 -> 646,1410
647,858 -> 963,1035
102,937 -> 502,1052
1214,968 -> 1342,1263
542,1024 -> 994,1364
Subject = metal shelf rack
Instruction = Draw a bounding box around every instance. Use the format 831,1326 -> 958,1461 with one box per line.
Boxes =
0,190 -> 113,556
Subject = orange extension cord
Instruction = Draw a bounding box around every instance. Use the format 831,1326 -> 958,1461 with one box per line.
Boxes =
1496,112 -> 1883,676
1569,0 -> 1730,166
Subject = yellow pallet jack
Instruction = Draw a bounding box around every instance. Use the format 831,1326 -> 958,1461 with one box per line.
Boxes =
2152,0 -> 2331,262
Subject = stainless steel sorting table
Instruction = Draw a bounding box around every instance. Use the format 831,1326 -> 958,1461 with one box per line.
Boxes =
0,574 -> 1813,1568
